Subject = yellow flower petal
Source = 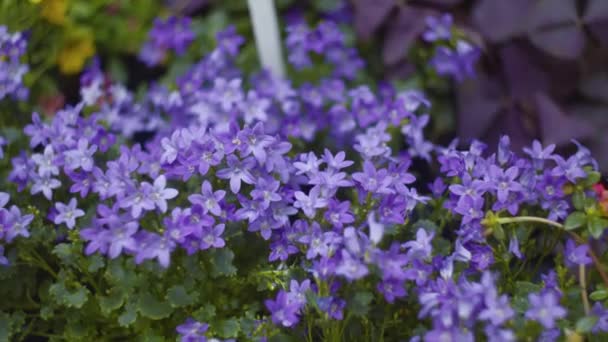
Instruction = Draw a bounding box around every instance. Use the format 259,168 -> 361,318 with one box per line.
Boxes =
41,0 -> 68,25
57,31 -> 95,75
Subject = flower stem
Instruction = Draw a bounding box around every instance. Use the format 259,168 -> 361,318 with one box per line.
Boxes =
579,264 -> 590,315
494,215 -> 608,288
495,216 -> 563,229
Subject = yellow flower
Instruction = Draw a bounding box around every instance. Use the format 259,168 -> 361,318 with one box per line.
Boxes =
41,0 -> 69,25
57,29 -> 95,74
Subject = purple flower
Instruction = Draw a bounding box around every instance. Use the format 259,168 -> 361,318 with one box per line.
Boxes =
64,138 -> 97,171
200,223 -> 225,249
237,123 -> 275,164
377,279 -> 406,303
430,41 -> 480,82
0,192 -> 9,208
423,14 -> 453,42
486,165 -> 523,203
53,198 -> 85,229
269,238 -> 298,262
212,78 -> 243,112
107,222 -> 138,259
402,228 -> 434,260
265,290 -> 300,327
525,291 -> 567,329
250,177 -> 281,210
216,155 -> 255,194
352,160 -> 394,195
142,175 -> 178,213
508,236 -> 523,259
216,25 -> 244,57
335,249 -> 368,281
31,174 -> 61,200
367,212 -> 384,245
145,16 -> 194,56
564,239 -> 592,266
188,180 -> 225,216
523,140 -> 556,169
80,226 -> 110,255
479,293 -> 514,326
322,149 -> 353,171
453,195 -> 484,225
293,186 -> 328,218
176,318 -> 208,341
0,246 -> 8,265
551,155 -> 587,183
286,279 -> 311,307
4,205 -> 34,242
24,113 -> 48,147
31,145 -> 59,177
119,185 -> 154,219
134,232 -> 176,268
324,199 -> 354,229
449,174 -> 486,203
592,303 -> 608,333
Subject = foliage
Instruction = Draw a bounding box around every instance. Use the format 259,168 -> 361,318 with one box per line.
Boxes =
0,1 -> 608,342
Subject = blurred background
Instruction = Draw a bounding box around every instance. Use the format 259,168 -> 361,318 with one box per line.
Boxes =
2,0 -> 608,168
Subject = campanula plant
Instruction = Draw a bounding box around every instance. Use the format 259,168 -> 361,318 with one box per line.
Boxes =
0,8 -> 607,342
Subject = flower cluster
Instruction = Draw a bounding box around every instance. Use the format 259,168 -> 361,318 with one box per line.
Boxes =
0,192 -> 34,264
285,18 -> 363,80
1,11 -> 608,342
139,16 -> 195,66
424,14 -> 480,82
0,25 -> 29,100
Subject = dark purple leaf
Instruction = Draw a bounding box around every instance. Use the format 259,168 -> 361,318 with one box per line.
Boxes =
535,92 -> 594,146
583,0 -> 608,23
569,103 -> 608,169
166,0 -> 208,14
352,0 -> 396,39
528,25 -> 585,59
524,0 -> 584,59
499,44 -> 548,101
587,21 -> 608,46
482,107 -> 533,153
579,72 -> 608,102
526,0 -> 578,30
421,0 -> 463,5
456,73 -> 504,140
382,6 -> 429,66
472,0 -> 532,42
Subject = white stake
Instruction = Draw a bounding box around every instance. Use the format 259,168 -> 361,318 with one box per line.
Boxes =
247,0 -> 286,78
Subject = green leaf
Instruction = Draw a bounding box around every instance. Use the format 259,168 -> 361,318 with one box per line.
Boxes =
193,304 -> 216,322
348,291 -> 374,317
587,216 -> 608,239
492,224 -> 505,241
40,306 -> 54,320
98,287 -> 126,315
87,254 -> 105,272
0,315 -> 9,342
575,315 -> 599,333
583,171 -> 601,187
167,285 -> 197,307
210,248 -> 237,278
52,243 -> 77,266
49,282 -> 90,308
137,293 -> 173,320
105,259 -> 138,289
590,289 -> 608,301
564,212 -> 587,230
217,318 -> 241,339
572,191 -> 585,211
118,302 -> 138,327
512,281 -> 542,313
